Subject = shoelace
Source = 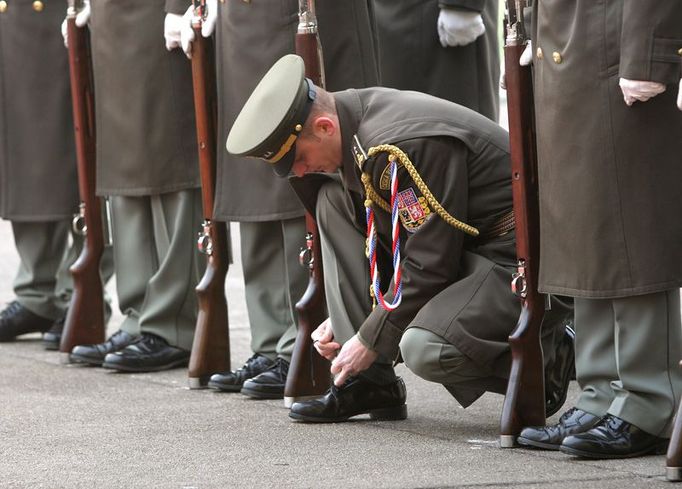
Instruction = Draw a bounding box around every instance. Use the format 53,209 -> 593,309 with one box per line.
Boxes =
0,301 -> 22,320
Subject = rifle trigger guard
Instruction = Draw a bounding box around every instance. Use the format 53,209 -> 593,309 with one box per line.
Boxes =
511,259 -> 527,298
197,220 -> 213,256
72,203 -> 87,236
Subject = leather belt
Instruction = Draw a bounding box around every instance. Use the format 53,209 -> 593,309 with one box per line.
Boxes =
476,209 -> 515,243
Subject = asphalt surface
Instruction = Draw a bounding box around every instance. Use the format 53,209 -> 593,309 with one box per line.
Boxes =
0,218 -> 678,488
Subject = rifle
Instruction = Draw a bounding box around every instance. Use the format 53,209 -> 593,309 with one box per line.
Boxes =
187,0 -> 231,389
283,0 -> 331,408
60,0 -> 106,363
666,361 -> 682,481
499,0 -> 546,447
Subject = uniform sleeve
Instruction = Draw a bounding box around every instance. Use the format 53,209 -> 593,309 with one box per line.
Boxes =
357,137 -> 470,360
165,0 -> 191,15
438,0 -> 486,13
619,0 -> 682,84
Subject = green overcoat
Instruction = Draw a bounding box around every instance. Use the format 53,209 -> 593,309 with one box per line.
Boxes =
0,0 -> 79,220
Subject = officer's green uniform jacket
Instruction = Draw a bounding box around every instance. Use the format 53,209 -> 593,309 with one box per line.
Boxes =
90,0 -> 200,196
373,0 -> 499,121
301,88 -> 519,371
0,0 -> 79,220
213,0 -> 378,221
532,0 -> 682,298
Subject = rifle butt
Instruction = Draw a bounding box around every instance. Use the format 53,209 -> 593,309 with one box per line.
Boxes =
666,362 -> 682,480
500,301 -> 546,446
188,221 -> 230,389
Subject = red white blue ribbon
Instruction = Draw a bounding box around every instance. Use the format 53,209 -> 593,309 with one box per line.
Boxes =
366,159 -> 402,311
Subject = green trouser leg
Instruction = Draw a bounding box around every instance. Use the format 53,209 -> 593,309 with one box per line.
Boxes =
240,218 -> 307,362
575,290 -> 682,436
110,190 -> 204,350
316,181 -> 396,385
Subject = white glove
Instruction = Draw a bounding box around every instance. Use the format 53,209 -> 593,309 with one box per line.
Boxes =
519,40 -> 533,66
164,6 -> 194,54
60,0 -> 91,48
619,78 -> 666,106
677,79 -> 682,111
437,8 -> 485,48
180,0 -> 218,59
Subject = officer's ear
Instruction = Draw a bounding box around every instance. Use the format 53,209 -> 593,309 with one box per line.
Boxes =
311,116 -> 336,137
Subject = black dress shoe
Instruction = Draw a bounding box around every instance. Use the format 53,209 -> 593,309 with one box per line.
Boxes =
42,316 -> 65,351
517,407 -> 601,450
0,301 -> 53,342
560,414 -> 669,459
70,330 -> 140,366
102,333 -> 190,372
545,324 -> 576,417
289,376 -> 408,423
208,353 -> 274,392
240,357 -> 289,399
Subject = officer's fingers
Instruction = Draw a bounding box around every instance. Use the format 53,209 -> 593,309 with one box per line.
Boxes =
677,79 -> 682,111
333,366 -> 352,387
61,19 -> 68,48
311,319 -> 329,342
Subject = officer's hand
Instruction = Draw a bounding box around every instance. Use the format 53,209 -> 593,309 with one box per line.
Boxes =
330,335 -> 378,386
519,40 -> 533,66
437,8 -> 485,48
619,78 -> 666,106
677,79 -> 682,111
311,318 -> 340,361
165,7 -> 194,54
60,0 -> 90,48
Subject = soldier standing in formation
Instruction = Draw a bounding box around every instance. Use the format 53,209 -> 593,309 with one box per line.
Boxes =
225,55 -> 574,421
518,0 -> 682,459
65,0 -> 206,371
181,0 -> 380,400
0,0 -> 113,350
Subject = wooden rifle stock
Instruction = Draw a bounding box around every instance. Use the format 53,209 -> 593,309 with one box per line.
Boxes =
499,1 -> 546,447
284,0 -> 331,407
60,4 -> 106,362
666,361 -> 682,481
187,3 -> 231,389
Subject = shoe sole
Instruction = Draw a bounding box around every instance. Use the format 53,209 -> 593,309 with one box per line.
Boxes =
69,353 -> 105,367
560,440 -> 668,459
240,386 -> 284,399
208,381 -> 243,392
289,404 -> 408,423
517,436 -> 561,451
101,358 -> 189,373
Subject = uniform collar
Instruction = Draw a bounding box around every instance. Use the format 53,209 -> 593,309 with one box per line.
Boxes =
334,90 -> 364,195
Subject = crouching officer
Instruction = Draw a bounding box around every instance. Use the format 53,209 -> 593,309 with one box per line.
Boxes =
225,55 -> 574,422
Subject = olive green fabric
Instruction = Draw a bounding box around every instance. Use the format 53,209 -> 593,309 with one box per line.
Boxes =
12,220 -> 114,321
89,0 -> 200,196
532,0 -> 682,298
213,0 -> 379,221
574,291 -> 682,436
110,191 -> 205,350
373,0 -> 499,122
239,218 -> 307,361
0,0 -> 79,220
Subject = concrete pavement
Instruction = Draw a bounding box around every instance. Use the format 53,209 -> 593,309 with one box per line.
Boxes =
0,219 -> 677,489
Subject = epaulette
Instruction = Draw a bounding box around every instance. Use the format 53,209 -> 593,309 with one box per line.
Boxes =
352,134 -> 369,171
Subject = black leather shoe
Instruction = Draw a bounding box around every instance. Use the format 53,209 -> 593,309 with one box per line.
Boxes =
517,407 -> 601,450
240,357 -> 289,399
560,414 -> 669,459
0,301 -> 53,342
545,324 -> 576,417
102,333 -> 190,372
208,353 -> 274,392
70,330 -> 140,366
42,316 -> 65,351
289,376 -> 408,423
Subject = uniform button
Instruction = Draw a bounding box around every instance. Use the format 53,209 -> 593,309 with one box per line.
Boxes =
220,0 -> 224,3
678,47 -> 682,56
536,47 -> 543,59
32,0 -> 44,12
552,51 -> 563,64
0,1 -> 7,13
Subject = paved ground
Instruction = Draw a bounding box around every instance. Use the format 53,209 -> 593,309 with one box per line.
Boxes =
0,218 -> 678,488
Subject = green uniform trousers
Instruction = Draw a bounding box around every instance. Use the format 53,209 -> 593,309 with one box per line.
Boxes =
110,190 -> 204,351
239,218 -> 307,362
11,220 -> 114,321
574,290 -> 682,436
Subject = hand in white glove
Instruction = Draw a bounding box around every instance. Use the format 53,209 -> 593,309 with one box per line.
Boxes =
60,0 -> 91,48
619,78 -> 666,106
437,8 -> 485,48
677,79 -> 682,111
501,40 -> 533,90
180,0 -> 218,59
164,6 -> 194,54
